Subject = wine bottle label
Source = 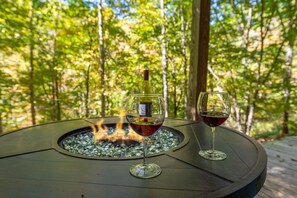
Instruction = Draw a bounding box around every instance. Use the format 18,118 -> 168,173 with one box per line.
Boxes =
139,102 -> 152,117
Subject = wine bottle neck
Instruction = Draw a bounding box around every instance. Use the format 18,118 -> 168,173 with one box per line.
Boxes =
144,70 -> 149,81
143,69 -> 151,94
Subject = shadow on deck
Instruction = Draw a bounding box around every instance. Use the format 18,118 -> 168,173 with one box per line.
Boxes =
255,136 -> 297,198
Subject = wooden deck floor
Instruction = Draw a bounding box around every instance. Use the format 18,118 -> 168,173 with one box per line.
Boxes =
255,136 -> 297,198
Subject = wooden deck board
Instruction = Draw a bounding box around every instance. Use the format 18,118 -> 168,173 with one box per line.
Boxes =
255,136 -> 297,198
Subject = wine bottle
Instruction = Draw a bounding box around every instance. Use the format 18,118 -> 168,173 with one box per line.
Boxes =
139,69 -> 152,117
142,69 -> 152,94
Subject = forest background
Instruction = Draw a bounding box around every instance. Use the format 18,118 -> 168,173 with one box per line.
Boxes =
0,0 -> 296,139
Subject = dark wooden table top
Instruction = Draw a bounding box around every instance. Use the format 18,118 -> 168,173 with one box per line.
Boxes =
0,118 -> 266,198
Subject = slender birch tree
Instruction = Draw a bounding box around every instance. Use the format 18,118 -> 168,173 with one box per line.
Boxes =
98,0 -> 106,117
29,0 -> 36,125
160,0 -> 169,117
280,1 -> 297,136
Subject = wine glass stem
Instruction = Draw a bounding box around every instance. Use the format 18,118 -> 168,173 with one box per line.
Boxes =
143,137 -> 147,165
211,127 -> 216,153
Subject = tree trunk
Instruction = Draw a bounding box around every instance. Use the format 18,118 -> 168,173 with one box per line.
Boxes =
54,3 -> 61,121
180,0 -> 188,118
282,23 -> 295,136
85,64 -> 91,118
50,3 -> 62,121
51,31 -> 57,121
172,61 -> 177,117
0,111 -> 2,134
232,96 -> 243,132
98,0 -> 105,117
245,97 -> 256,135
160,0 -> 169,117
51,30 -> 62,121
187,0 -> 210,120
0,89 -> 3,133
281,46 -> 292,135
55,73 -> 61,120
29,0 -> 36,125
244,1 -> 264,135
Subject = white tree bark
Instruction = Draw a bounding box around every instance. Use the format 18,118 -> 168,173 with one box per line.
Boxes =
98,0 -> 105,117
160,0 -> 169,117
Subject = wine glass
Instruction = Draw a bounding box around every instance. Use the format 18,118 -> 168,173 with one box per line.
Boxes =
197,92 -> 231,161
125,94 -> 165,178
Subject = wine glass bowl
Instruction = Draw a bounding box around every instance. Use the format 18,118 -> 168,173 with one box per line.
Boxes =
125,94 -> 165,178
197,92 -> 231,161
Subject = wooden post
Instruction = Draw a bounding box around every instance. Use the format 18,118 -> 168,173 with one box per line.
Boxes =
187,0 -> 211,120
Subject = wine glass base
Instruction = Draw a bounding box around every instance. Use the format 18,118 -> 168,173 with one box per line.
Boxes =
199,149 -> 227,161
130,163 -> 162,179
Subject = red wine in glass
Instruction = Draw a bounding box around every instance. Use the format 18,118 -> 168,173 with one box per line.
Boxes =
200,112 -> 229,127
197,92 -> 231,161
125,94 -> 165,178
129,117 -> 163,136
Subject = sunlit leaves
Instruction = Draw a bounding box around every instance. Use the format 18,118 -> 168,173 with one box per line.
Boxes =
209,0 -> 297,136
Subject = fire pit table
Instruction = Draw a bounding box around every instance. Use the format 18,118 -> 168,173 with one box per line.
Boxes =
0,117 -> 266,197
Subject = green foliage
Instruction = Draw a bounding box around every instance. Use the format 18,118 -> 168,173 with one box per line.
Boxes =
0,0 -> 192,132
209,0 -> 297,137
1,0 -> 296,139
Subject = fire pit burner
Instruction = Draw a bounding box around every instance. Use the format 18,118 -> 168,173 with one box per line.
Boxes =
58,124 -> 184,159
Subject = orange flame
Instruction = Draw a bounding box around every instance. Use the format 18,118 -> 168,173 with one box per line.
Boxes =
91,111 -> 144,143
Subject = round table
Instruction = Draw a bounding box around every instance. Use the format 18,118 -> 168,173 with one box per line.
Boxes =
0,118 -> 266,197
